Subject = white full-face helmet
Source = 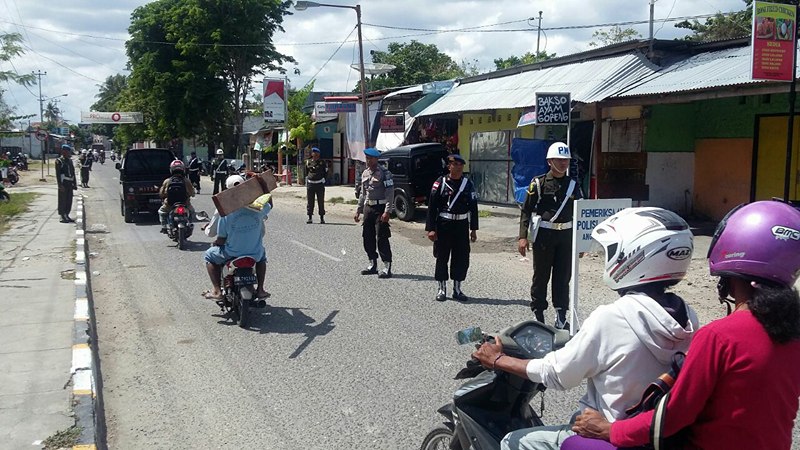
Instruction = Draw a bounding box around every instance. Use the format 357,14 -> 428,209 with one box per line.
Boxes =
225,174 -> 244,189
591,207 -> 694,291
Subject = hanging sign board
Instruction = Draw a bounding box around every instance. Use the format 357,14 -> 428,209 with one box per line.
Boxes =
325,102 -> 357,113
534,92 -> 570,125
380,115 -> 405,133
752,1 -> 797,81
80,111 -> 143,124
314,102 -> 338,122
263,78 -> 287,123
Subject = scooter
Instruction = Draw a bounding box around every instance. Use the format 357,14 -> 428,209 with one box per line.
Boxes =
7,165 -> 19,185
166,203 -> 193,250
218,255 -> 266,329
420,321 -> 571,450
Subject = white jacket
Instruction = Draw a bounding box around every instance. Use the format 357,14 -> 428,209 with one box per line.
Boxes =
525,293 -> 697,421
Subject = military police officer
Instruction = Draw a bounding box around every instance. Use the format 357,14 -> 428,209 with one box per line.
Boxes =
518,142 -> 582,329
354,147 -> 394,279
305,147 -> 327,224
55,144 -> 77,223
187,151 -> 202,192
426,154 -> 478,302
211,148 -> 230,195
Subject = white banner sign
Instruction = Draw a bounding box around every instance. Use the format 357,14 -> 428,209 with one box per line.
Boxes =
80,111 -> 143,124
263,78 -> 286,123
314,102 -> 338,122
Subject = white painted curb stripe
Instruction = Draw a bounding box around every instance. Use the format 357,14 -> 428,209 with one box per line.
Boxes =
76,250 -> 85,263
74,298 -> 89,320
76,237 -> 85,247
71,345 -> 92,373
76,229 -> 84,236
74,270 -> 87,285
73,369 -> 93,394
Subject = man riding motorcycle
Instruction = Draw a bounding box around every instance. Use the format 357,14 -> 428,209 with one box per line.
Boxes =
473,207 -> 698,450
158,160 -> 196,234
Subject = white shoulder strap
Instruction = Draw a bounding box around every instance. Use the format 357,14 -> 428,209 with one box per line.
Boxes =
446,177 -> 469,211
550,179 -> 576,223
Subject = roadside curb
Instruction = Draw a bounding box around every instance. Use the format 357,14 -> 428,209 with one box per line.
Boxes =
71,195 -> 105,450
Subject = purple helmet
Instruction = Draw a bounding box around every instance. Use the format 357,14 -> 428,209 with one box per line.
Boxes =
708,201 -> 800,287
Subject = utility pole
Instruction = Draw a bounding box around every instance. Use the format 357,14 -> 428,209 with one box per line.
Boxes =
536,11 -> 543,55
648,0 -> 655,57
33,70 -> 47,179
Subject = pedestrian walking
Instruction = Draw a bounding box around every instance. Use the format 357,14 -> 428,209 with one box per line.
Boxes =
354,148 -> 394,279
187,151 -> 202,193
518,142 -> 582,329
55,144 -> 77,223
211,148 -> 230,195
425,154 -> 478,302
79,150 -> 93,188
305,147 -> 327,224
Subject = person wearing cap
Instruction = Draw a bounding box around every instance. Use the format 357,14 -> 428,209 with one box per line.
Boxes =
187,151 -> 202,193
304,146 -> 327,224
78,148 -> 93,188
55,144 -> 77,223
211,148 -> 230,195
354,147 -> 394,278
518,141 -> 582,330
426,153 -> 479,302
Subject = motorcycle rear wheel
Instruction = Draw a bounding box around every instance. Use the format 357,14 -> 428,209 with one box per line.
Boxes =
177,227 -> 186,250
420,426 -> 457,450
237,294 -> 249,328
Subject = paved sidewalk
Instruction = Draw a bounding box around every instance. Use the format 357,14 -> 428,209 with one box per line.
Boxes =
0,184 -> 97,449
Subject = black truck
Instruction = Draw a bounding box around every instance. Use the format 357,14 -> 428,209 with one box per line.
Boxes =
378,143 -> 448,221
116,148 -> 176,223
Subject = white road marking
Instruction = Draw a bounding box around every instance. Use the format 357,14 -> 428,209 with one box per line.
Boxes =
290,240 -> 342,262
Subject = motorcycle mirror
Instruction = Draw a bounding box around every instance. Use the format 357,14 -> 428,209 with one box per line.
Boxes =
456,326 -> 483,345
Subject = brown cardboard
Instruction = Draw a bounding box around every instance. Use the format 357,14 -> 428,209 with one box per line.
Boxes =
212,171 -> 279,216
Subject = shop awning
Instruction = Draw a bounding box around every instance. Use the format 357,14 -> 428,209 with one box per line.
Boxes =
408,93 -> 444,117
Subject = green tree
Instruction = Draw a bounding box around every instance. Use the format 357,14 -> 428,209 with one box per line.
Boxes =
0,32 -> 34,129
44,101 -> 60,129
493,51 -> 556,70
674,0 -> 793,41
365,41 -> 464,91
90,74 -> 128,138
589,26 -> 641,47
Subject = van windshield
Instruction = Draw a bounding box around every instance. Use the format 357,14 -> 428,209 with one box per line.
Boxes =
123,150 -> 174,177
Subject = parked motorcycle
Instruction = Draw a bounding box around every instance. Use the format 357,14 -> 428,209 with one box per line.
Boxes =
12,154 -> 28,171
218,256 -> 266,328
166,203 -> 193,250
7,165 -> 19,185
420,321 -> 570,450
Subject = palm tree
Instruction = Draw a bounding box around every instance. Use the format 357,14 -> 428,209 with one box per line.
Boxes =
44,101 -> 60,128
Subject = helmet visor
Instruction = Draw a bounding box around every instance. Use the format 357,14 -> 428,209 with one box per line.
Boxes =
707,203 -> 746,259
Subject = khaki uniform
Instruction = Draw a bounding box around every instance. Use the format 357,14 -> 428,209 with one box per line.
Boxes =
357,164 -> 394,263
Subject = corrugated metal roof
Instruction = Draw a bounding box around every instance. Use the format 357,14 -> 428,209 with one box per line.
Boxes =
615,45 -> 800,97
417,53 -> 658,117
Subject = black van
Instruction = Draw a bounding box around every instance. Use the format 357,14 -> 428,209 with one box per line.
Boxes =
116,148 -> 176,222
378,143 -> 448,221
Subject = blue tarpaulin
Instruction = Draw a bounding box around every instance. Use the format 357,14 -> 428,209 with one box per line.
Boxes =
511,138 -> 550,204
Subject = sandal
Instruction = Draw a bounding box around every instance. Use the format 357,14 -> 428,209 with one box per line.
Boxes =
202,290 -> 224,300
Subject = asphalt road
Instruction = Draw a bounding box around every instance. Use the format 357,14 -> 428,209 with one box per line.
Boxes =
82,163 -> 800,449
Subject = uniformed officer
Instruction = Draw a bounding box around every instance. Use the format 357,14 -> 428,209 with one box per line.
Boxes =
518,142 -> 582,329
187,151 -> 202,193
354,147 -> 394,278
211,148 -> 230,195
305,147 -> 327,224
426,154 -> 478,302
55,144 -> 77,223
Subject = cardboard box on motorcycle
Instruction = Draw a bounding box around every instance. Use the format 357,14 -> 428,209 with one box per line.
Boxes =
212,170 -> 278,216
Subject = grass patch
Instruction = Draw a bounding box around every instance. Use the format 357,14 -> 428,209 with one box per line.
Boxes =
42,425 -> 81,449
0,192 -> 40,235
345,199 -> 359,205
329,196 -> 345,204
478,210 -> 493,218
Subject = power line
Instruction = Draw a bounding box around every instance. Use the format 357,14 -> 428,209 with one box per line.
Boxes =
302,25 -> 356,89
18,41 -> 103,83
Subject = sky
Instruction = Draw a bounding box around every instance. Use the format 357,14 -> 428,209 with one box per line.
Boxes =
0,0 -> 747,127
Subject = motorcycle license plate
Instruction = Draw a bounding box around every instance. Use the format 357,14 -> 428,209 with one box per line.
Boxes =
234,275 -> 256,286
149,198 -> 162,204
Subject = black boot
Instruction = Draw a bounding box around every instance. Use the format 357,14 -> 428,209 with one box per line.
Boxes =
452,280 -> 468,302
361,259 -> 378,275
555,309 -> 570,331
435,281 -> 447,302
306,215 -> 312,224
532,308 -> 545,323
378,262 -> 392,279
319,215 -> 325,224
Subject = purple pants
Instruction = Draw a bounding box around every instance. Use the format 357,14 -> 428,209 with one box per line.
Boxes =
560,435 -> 618,450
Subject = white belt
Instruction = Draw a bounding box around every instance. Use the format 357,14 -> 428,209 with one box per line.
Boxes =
539,220 -> 572,230
306,178 -> 325,184
61,176 -> 74,182
439,212 -> 468,220
366,199 -> 388,205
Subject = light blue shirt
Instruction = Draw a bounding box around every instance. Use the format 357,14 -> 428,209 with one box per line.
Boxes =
217,204 -> 272,260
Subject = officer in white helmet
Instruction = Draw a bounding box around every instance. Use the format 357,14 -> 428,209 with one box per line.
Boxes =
211,148 -> 230,195
518,141 -> 582,329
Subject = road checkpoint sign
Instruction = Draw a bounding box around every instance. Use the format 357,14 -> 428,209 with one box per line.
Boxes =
568,198 -> 632,334
35,129 -> 48,141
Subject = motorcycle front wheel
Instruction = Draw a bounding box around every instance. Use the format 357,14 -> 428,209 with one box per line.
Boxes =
420,426 -> 457,450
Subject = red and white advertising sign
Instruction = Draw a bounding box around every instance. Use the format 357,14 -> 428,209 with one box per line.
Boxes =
263,78 -> 286,123
752,1 -> 797,81
80,111 -> 143,124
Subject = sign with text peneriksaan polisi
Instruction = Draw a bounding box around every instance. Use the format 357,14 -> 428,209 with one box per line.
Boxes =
534,92 -> 571,125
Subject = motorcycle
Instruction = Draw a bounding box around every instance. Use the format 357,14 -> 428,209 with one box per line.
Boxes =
110,154 -> 116,162
420,321 -> 571,450
166,203 -> 193,250
218,255 -> 266,328
12,154 -> 28,171
7,165 -> 19,185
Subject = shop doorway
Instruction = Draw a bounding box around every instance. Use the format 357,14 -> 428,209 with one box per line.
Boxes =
754,115 -> 800,201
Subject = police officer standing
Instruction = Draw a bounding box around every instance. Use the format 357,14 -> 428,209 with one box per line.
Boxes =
426,154 -> 478,302
305,147 -> 327,224
187,151 -> 201,193
354,148 -> 394,279
211,148 -> 230,195
55,144 -> 77,223
518,142 -> 582,329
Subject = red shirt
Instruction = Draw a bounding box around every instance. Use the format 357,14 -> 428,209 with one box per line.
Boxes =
611,310 -> 800,450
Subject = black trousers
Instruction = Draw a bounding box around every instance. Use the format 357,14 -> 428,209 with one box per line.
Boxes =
530,228 -> 573,312
434,219 -> 470,281
80,168 -> 90,185
306,183 -> 325,216
58,183 -> 75,216
213,175 -> 227,195
362,204 -> 392,262
189,171 -> 201,191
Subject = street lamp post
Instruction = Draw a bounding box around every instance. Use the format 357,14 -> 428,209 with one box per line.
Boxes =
295,1 -> 371,150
